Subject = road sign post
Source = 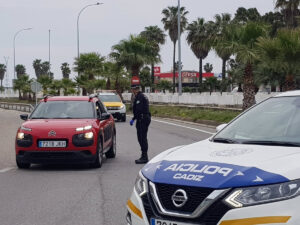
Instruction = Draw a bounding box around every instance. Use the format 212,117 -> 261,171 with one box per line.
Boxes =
30,81 -> 42,106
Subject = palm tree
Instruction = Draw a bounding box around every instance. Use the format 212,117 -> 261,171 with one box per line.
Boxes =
110,35 -> 155,77
213,14 -> 233,81
38,75 -> 53,95
162,6 -> 189,93
61,78 -> 76,96
13,75 -> 32,100
275,0 -> 300,28
15,64 -> 26,79
186,18 -> 213,91
204,63 -> 213,73
0,64 -> 6,90
257,28 -> 300,91
33,59 -> 42,79
224,22 -> 268,110
60,62 -> 71,79
140,26 -> 166,90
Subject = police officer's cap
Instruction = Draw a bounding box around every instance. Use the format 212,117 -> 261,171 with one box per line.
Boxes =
131,85 -> 140,90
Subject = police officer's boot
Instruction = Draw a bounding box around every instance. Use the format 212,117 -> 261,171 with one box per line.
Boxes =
135,152 -> 148,164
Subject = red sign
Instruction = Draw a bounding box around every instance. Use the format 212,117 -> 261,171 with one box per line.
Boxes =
182,72 -> 197,78
154,67 -> 161,74
131,76 -> 140,85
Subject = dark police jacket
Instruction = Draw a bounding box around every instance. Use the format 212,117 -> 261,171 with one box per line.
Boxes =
132,91 -> 150,121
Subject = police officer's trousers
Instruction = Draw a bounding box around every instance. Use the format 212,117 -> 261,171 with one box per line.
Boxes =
136,115 -> 151,154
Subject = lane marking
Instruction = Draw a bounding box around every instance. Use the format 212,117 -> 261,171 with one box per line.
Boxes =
0,167 -> 15,173
151,118 -> 214,135
126,114 -> 214,134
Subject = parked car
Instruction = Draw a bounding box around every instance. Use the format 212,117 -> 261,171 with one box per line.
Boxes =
126,91 -> 300,225
98,92 -> 126,122
15,95 -> 116,169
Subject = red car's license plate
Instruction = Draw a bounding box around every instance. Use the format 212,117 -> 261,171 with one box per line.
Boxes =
38,141 -> 66,148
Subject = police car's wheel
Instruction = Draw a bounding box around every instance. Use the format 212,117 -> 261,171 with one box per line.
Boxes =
91,137 -> 103,168
16,159 -> 30,169
105,133 -> 116,158
121,115 -> 126,122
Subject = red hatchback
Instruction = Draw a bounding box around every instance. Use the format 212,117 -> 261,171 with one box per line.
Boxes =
15,96 -> 116,169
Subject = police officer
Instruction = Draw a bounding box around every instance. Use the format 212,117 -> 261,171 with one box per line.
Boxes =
130,85 -> 151,164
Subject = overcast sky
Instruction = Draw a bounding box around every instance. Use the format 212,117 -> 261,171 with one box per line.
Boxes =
0,0 -> 275,86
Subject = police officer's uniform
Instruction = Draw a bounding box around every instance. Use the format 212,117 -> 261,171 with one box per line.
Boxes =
132,91 -> 151,164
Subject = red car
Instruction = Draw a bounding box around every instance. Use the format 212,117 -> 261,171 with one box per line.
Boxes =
15,95 -> 116,169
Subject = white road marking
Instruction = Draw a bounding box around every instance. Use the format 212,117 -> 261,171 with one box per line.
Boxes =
0,167 -> 15,173
151,119 -> 215,135
126,114 -> 215,134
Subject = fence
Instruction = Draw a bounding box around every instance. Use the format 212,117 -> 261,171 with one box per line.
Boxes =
0,102 -> 33,113
122,92 -> 278,106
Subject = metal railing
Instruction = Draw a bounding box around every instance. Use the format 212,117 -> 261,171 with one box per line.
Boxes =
0,102 -> 34,113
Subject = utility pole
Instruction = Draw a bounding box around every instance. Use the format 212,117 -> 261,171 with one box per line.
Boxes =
177,0 -> 182,95
49,29 -> 51,78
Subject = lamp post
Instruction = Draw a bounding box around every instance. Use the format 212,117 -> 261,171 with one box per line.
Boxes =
13,28 -> 32,79
177,0 -> 182,95
77,2 -> 102,61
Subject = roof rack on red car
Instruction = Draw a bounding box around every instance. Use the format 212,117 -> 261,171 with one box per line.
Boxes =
88,94 -> 97,102
43,95 -> 52,102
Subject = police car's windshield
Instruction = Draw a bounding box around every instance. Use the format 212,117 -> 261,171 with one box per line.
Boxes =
214,96 -> 300,146
30,101 -> 95,119
98,95 -> 121,102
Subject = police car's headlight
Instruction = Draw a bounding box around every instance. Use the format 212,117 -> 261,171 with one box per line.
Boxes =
119,104 -> 125,110
225,179 -> 300,208
134,171 -> 148,197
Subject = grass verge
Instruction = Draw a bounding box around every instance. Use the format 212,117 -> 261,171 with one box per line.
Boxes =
126,104 -> 240,126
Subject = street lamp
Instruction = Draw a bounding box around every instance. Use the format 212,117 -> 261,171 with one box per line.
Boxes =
177,0 -> 182,95
13,28 -> 32,79
77,2 -> 103,60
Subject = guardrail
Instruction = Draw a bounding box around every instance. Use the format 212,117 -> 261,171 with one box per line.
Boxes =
0,102 -> 34,113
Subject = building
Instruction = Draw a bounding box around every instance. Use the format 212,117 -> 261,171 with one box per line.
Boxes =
154,70 -> 215,87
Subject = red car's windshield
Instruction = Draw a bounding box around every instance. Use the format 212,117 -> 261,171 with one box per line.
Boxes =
30,101 -> 95,119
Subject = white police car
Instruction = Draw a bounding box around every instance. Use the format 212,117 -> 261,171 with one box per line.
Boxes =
126,91 -> 300,225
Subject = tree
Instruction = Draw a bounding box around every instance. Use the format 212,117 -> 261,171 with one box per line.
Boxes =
33,59 -> 51,79
213,14 -> 233,82
74,52 -> 105,95
74,53 -> 105,80
61,62 -> 71,79
204,77 -> 219,94
15,64 -> 26,79
186,18 -> 213,92
140,26 -> 166,91
0,64 -> 6,90
233,7 -> 261,24
262,11 -> 285,37
38,75 -> 53,95
204,63 -> 213,73
13,75 -> 32,100
162,6 -> 189,93
61,78 -> 76,96
139,66 -> 152,91
223,22 -> 268,110
257,28 -> 300,91
110,35 -> 155,77
156,80 -> 172,93
275,0 -> 300,28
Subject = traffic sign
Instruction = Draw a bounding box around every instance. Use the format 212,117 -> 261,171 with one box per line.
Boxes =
31,81 -> 42,93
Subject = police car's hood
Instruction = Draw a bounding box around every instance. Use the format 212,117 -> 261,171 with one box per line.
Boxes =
142,139 -> 300,188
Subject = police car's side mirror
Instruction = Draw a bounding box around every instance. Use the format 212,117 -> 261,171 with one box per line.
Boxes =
216,124 -> 227,133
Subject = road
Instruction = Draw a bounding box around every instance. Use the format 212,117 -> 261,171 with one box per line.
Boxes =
0,108 -> 215,225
